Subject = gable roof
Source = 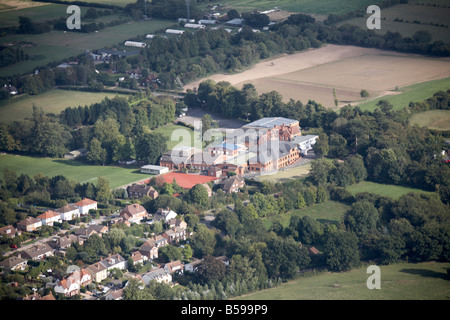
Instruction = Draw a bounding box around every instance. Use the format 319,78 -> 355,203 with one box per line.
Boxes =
120,204 -> 147,218
37,210 -> 60,220
56,204 -> 79,213
17,217 -> 41,226
74,198 -> 97,207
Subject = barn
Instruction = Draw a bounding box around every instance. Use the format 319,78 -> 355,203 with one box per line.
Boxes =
124,41 -> 147,48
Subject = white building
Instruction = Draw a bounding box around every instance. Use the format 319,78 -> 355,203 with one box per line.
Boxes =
166,29 -> 185,35
73,198 -> 97,215
184,23 -> 205,29
198,19 -> 217,25
56,204 -> 80,221
291,135 -> 319,155
124,41 -> 147,48
36,210 -> 61,226
142,268 -> 172,285
140,165 -> 169,175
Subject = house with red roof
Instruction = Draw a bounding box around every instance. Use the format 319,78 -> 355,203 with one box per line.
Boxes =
37,210 -> 61,226
73,198 -> 97,215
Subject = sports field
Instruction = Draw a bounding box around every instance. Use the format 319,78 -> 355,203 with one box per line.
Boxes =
0,89 -> 128,124
236,261 -> 450,300
0,154 -> 150,189
186,45 -> 450,108
409,110 -> 450,131
346,181 -> 435,199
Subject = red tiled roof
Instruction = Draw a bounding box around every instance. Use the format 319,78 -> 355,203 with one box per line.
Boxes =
37,210 -> 60,220
162,172 -> 218,189
74,198 -> 97,207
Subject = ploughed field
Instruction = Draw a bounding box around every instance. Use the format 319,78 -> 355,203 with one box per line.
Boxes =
185,44 -> 450,109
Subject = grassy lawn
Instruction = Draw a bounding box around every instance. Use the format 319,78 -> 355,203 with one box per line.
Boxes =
265,200 -> 350,230
346,181 -> 435,199
63,0 -> 137,7
0,154 -> 151,189
356,77 -> 450,112
409,110 -> 450,131
220,0 -> 376,15
0,89 -> 129,124
257,163 -> 311,182
153,124 -> 199,152
0,19 -> 174,76
236,261 -> 450,300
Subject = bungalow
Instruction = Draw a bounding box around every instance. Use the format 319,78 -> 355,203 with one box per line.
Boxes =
56,204 -> 80,221
0,256 -> 28,271
120,203 -> 149,224
17,217 -> 42,232
162,226 -> 186,244
37,210 -> 61,226
64,148 -> 87,160
127,184 -> 159,199
0,225 -> 21,238
73,198 -> 97,215
20,243 -> 54,261
74,225 -> 108,238
142,268 -> 172,285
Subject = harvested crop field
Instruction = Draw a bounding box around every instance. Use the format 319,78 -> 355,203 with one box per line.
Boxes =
185,45 -> 450,108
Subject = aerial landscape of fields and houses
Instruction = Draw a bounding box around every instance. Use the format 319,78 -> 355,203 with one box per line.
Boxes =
0,0 -> 449,308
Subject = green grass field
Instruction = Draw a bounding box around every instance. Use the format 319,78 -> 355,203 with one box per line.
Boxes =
257,163 -> 311,183
346,181 -> 435,199
356,77 -> 450,112
337,3 -> 450,43
409,109 -> 450,131
153,124 -> 198,152
0,154 -> 151,189
264,200 -> 350,230
236,261 -> 450,300
63,0 -> 137,7
0,19 -> 174,76
0,89 -> 129,124
220,0 -> 376,15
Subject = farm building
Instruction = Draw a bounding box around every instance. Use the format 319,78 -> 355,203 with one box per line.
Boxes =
124,41 -> 147,48
141,165 -> 169,175
198,19 -> 217,25
146,34 -> 155,39
184,23 -> 206,29
166,29 -> 185,35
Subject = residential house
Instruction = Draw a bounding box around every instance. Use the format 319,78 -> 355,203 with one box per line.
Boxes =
0,225 -> 21,238
291,134 -> 319,155
0,256 -> 28,271
74,225 -> 108,238
142,268 -> 172,285
54,269 -> 92,297
37,210 -> 61,226
184,259 -> 202,273
120,203 -> 149,224
164,260 -> 183,274
219,175 -> 245,193
104,289 -> 124,300
20,243 -> 54,261
17,217 -> 42,232
73,198 -> 97,215
153,208 -> 177,223
56,204 -> 80,221
162,226 -> 186,244
100,254 -> 127,272
167,218 -> 187,230
22,292 -> 56,300
138,239 -> 160,260
127,184 -> 159,199
86,262 -> 108,283
130,251 -> 148,266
